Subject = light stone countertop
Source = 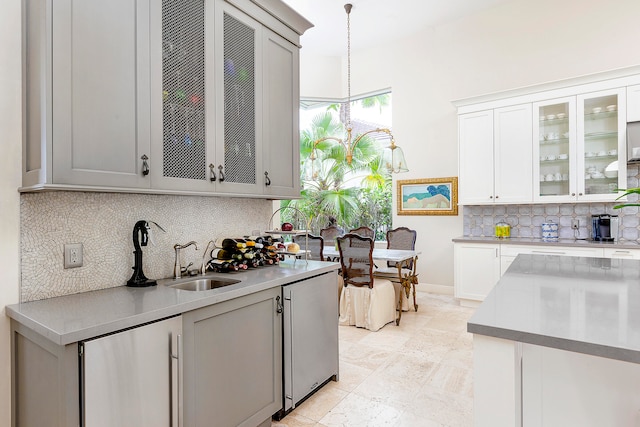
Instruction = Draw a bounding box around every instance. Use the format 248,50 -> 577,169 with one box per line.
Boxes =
6,259 -> 339,346
468,254 -> 640,363
453,235 -> 640,249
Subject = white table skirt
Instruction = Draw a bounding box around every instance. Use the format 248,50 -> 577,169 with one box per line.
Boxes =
338,278 -> 396,331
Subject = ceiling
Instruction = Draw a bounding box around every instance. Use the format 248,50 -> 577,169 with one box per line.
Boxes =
282,0 -> 513,56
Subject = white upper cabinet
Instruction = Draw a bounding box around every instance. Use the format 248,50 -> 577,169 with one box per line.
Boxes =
458,110 -> 494,204
576,88 -> 626,202
534,90 -> 627,203
457,69 -> 639,206
494,104 -> 533,203
627,84 -> 640,122
534,97 -> 577,202
22,0 -> 311,198
23,0 -> 152,190
458,104 -> 532,205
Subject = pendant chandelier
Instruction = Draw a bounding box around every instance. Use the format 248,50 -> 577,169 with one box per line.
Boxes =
309,3 -> 408,178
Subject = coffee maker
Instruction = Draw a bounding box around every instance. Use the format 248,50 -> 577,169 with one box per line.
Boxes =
591,214 -> 619,242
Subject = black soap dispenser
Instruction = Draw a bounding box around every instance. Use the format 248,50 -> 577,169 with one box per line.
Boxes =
128,220 -> 165,287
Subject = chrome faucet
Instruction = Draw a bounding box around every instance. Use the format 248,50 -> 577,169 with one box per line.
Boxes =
201,240 -> 215,275
174,241 -> 198,279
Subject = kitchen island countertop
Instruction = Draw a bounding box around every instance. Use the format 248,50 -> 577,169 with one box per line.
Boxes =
6,259 -> 339,345
468,254 -> 640,363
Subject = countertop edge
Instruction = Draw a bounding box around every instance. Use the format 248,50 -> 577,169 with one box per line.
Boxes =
6,262 -> 340,346
452,236 -> 640,249
467,322 -> 640,364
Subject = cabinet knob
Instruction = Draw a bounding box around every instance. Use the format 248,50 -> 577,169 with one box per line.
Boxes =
218,165 -> 225,182
209,164 -> 216,182
578,193 -> 583,196
264,171 -> 271,186
571,193 -> 575,196
495,195 -> 499,199
141,154 -> 150,176
489,195 -> 493,199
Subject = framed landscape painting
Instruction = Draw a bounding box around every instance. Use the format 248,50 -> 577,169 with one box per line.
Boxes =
397,177 -> 458,216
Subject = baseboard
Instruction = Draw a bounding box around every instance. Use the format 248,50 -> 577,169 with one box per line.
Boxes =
418,283 -> 453,296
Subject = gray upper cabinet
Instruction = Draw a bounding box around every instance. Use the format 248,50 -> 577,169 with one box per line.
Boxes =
263,28 -> 301,198
23,0 -> 152,190
22,0 -> 312,198
149,0 -> 214,192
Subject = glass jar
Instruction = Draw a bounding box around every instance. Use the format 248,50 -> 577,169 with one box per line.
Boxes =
495,220 -> 511,239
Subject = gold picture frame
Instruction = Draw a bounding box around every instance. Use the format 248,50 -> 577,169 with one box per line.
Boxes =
397,177 -> 458,216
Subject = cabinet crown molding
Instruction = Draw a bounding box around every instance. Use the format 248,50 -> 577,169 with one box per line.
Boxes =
452,65 -> 640,113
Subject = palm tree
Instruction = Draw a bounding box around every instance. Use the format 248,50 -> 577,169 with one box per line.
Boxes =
285,105 -> 392,234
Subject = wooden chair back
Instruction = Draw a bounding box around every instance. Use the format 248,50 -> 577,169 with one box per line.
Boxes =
386,227 -> 417,269
292,234 -> 324,261
337,233 -> 375,288
349,226 -> 375,240
320,225 -> 342,245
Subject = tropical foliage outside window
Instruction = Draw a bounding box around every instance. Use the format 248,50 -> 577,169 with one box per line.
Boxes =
281,94 -> 393,240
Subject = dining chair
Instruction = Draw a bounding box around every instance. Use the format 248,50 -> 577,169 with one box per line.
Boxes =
320,225 -> 342,261
349,226 -> 375,240
292,234 -> 324,261
374,227 -> 419,311
337,233 -> 396,331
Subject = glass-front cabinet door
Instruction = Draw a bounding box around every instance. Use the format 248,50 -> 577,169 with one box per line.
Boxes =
533,97 -> 576,202
577,89 -> 626,201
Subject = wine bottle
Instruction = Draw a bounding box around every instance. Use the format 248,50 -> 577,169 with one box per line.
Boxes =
215,238 -> 247,250
208,259 -> 239,272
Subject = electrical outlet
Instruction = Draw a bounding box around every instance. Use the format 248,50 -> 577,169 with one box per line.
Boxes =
64,243 -> 83,269
571,219 -> 580,230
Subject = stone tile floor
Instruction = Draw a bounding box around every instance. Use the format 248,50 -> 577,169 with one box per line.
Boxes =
272,292 -> 476,427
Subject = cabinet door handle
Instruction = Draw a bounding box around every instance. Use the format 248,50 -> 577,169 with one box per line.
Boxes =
171,333 -> 183,427
209,163 -> 216,182
264,171 -> 271,186
532,250 -> 566,255
276,296 -> 283,314
141,154 -> 150,176
218,165 -> 225,182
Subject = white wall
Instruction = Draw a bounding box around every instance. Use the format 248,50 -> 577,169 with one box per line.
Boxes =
299,0 -> 640,289
1,0 -> 22,423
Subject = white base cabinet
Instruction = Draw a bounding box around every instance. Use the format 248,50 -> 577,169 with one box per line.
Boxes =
472,335 -> 640,427
455,242 -> 625,304
454,243 -> 500,305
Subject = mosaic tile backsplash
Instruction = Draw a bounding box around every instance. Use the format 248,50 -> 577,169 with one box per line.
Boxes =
20,192 -> 273,302
463,166 -> 640,241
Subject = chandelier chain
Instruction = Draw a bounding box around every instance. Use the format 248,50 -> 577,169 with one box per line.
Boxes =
346,4 -> 351,128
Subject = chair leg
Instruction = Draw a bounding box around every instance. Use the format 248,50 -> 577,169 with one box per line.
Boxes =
410,256 -> 419,311
396,288 -> 403,326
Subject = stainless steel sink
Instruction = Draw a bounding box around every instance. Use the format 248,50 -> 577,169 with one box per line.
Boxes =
167,278 -> 241,291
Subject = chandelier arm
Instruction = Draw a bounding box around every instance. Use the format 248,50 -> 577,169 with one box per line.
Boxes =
350,128 -> 395,151
312,136 -> 345,148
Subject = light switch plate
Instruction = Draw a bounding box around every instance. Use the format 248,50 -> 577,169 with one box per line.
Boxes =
64,243 -> 83,268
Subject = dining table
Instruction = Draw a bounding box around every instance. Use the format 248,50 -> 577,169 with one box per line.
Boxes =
322,246 -> 420,325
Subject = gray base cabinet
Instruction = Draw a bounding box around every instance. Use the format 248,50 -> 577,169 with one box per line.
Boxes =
182,287 -> 283,427
11,316 -> 181,427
